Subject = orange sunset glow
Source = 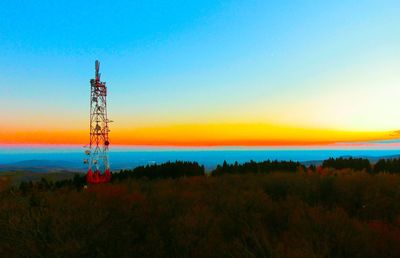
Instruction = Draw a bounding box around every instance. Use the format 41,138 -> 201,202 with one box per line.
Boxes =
1,123 -> 396,146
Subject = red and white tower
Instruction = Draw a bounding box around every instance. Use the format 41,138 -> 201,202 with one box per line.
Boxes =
85,60 -> 111,183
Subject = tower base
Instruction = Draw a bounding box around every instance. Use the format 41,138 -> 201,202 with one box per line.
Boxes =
86,168 -> 111,184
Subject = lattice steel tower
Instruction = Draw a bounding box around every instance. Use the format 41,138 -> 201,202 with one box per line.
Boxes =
84,60 -> 111,183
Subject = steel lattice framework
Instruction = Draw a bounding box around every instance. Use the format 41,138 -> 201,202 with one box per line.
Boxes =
85,60 -> 111,183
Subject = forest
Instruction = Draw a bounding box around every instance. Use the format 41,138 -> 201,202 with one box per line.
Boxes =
1,157 -> 400,257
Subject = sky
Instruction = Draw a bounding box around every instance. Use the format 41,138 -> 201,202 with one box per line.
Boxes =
1,0 -> 400,146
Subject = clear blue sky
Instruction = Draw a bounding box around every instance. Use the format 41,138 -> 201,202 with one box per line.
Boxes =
1,1 -> 400,145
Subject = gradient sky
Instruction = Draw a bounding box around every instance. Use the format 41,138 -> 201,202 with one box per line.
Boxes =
1,0 -> 400,146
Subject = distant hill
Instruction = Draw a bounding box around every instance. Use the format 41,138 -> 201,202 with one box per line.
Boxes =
0,159 -> 83,173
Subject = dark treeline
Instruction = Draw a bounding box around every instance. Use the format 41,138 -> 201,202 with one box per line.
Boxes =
322,157 -> 371,172
374,158 -> 400,174
18,161 -> 205,193
212,160 -> 305,176
113,161 -> 205,181
322,157 -> 400,174
18,174 -> 86,193
16,157 -> 400,193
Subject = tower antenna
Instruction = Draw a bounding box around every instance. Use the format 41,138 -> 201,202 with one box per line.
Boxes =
85,60 -> 111,183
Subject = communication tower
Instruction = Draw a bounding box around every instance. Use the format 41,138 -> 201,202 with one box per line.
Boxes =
84,60 -> 111,183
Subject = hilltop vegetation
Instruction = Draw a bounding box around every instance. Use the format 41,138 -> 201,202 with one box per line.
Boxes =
1,158 -> 400,257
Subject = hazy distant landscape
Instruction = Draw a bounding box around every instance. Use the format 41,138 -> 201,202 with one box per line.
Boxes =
1,148 -> 400,173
